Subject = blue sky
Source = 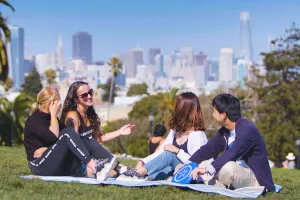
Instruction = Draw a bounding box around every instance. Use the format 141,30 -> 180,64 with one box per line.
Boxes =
4,0 -> 300,62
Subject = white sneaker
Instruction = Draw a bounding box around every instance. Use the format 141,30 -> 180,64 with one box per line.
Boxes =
96,156 -> 119,181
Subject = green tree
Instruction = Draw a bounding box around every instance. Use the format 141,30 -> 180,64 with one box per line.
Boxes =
128,93 -> 164,121
44,69 -> 57,85
249,24 -> 300,161
0,93 -> 34,145
127,83 -> 148,96
159,88 -> 178,124
21,67 -> 43,98
102,118 -> 149,157
98,77 -> 117,103
3,77 -> 13,92
0,0 -> 14,82
107,57 -> 122,120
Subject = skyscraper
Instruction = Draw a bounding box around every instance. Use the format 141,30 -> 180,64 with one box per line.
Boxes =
194,52 -> 208,83
56,35 -> 64,67
126,48 -> 144,78
154,54 -> 166,79
239,11 -> 253,61
72,32 -> 92,64
148,48 -> 161,65
219,48 -> 233,82
7,25 -> 25,90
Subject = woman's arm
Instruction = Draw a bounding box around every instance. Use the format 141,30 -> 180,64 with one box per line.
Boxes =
100,124 -> 135,142
65,111 -> 81,133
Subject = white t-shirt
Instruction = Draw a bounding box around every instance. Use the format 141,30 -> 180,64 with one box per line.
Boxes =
228,129 -> 249,168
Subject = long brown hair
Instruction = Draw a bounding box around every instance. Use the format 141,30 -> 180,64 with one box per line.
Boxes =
60,81 -> 102,141
169,92 -> 205,135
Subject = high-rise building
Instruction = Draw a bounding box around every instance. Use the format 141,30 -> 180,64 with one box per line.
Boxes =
148,48 -> 161,65
56,35 -> 64,67
7,25 -> 25,90
154,54 -> 166,79
35,53 -> 57,74
126,48 -> 143,78
239,11 -> 253,61
208,60 -> 219,81
72,32 -> 92,64
219,48 -> 233,82
180,47 -> 193,65
194,52 -> 208,83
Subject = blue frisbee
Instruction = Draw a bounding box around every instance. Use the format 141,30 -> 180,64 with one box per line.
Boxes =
171,162 -> 198,184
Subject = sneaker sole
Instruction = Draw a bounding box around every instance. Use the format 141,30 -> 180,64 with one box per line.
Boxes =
96,156 -> 119,181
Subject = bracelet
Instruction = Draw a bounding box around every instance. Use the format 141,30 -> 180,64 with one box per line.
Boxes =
51,119 -> 58,124
117,130 -> 121,136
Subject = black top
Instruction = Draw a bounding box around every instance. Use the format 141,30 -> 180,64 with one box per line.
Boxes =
149,139 -> 161,154
59,110 -> 94,140
173,137 -> 188,154
75,110 -> 94,140
24,110 -> 58,161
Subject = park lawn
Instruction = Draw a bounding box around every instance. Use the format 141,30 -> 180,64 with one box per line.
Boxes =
0,147 -> 299,200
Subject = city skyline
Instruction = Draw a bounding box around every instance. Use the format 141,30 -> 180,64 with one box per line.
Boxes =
5,0 -> 300,62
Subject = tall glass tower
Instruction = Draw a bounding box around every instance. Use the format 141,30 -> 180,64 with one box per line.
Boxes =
72,32 -> 92,64
7,25 -> 25,90
239,12 -> 253,61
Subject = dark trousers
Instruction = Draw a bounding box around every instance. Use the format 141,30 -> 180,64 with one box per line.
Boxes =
28,127 -> 92,176
82,137 -> 113,160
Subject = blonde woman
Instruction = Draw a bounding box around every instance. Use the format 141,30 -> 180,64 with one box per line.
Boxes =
24,87 -> 111,177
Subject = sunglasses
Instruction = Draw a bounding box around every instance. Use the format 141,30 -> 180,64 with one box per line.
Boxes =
77,89 -> 94,99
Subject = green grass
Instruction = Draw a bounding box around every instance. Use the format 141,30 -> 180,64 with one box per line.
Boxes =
0,147 -> 299,200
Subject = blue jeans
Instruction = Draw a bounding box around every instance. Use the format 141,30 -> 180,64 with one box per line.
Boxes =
144,151 -> 182,180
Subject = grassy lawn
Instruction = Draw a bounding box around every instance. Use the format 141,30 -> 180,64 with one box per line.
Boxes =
0,147 -> 299,200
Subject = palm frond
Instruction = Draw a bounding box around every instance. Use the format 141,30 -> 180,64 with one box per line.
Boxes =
0,0 -> 15,11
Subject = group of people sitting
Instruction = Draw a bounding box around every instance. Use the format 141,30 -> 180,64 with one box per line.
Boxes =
24,81 -> 275,192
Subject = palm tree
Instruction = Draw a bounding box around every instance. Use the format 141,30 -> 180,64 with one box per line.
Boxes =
107,57 -> 122,120
0,0 -> 14,82
0,93 -> 34,145
159,88 -> 179,124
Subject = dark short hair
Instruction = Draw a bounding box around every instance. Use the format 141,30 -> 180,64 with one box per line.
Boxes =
212,94 -> 241,122
153,124 -> 167,137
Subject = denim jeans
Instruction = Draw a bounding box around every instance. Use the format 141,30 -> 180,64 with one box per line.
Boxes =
144,151 -> 182,180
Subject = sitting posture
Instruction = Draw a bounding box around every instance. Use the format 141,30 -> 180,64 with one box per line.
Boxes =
24,87 -> 111,178
148,124 -> 166,154
60,81 -> 135,179
119,92 -> 210,181
186,94 -> 275,191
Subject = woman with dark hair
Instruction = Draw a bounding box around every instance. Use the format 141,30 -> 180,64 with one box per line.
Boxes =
118,92 -> 210,181
24,87 -> 108,178
148,124 -> 166,154
60,81 -> 135,180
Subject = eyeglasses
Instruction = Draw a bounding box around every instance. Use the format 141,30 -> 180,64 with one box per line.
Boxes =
77,89 -> 94,99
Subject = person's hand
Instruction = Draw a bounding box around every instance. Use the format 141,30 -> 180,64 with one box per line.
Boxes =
34,147 -> 47,158
118,124 -> 135,136
135,160 -> 144,169
191,167 -> 207,180
49,100 -> 61,117
174,163 -> 184,173
163,144 -> 179,153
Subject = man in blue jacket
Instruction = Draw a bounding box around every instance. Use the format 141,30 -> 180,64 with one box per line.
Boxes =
189,94 -> 275,191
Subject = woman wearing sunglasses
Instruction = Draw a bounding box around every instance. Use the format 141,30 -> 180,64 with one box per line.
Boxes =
60,81 -> 135,180
24,87 -> 107,178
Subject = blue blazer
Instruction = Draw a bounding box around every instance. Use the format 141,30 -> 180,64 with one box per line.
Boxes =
189,117 -> 275,191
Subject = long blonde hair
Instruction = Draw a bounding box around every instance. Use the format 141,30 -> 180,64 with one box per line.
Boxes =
30,87 -> 60,115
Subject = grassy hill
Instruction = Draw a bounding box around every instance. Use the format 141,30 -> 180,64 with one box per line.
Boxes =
0,147 -> 299,200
